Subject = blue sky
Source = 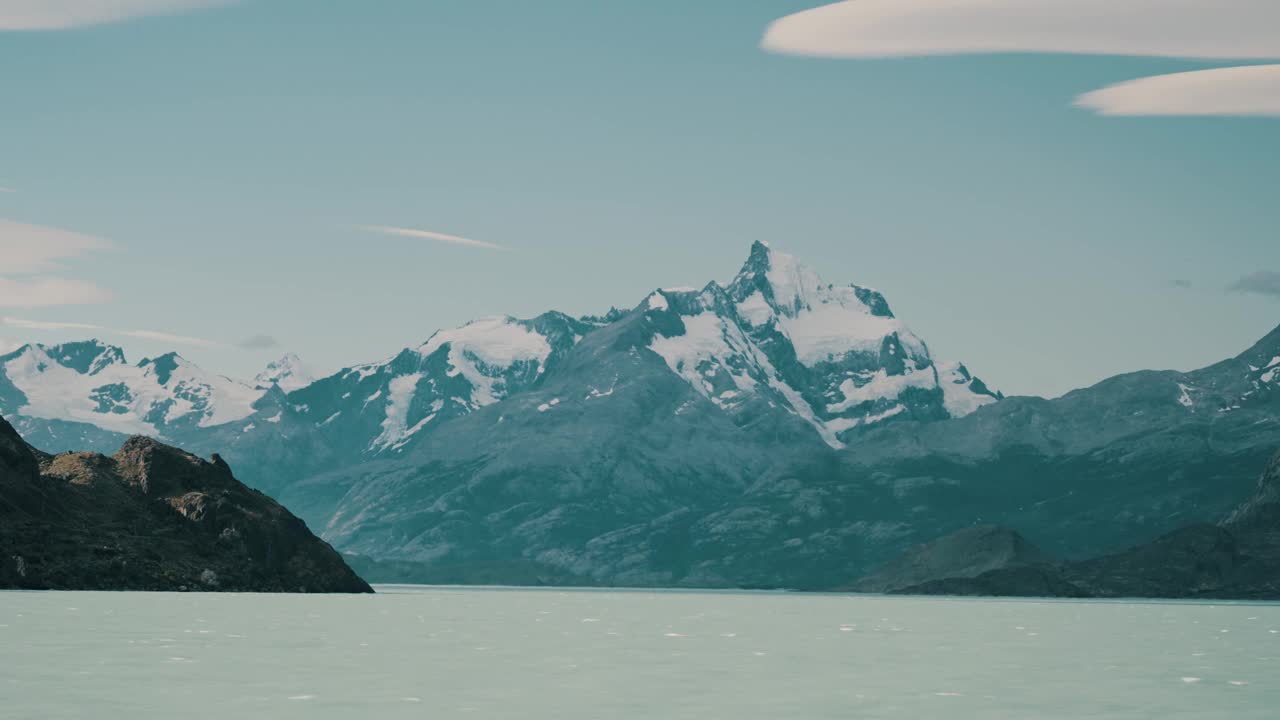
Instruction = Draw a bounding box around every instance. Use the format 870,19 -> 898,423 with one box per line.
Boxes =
2,0 -> 1278,397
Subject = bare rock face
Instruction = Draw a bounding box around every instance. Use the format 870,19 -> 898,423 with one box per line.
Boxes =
0,415 -> 371,593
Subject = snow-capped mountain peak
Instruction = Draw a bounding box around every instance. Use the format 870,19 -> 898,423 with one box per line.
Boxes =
727,240 -> 928,366
0,342 -> 262,438
644,242 -> 1000,447
255,353 -> 322,393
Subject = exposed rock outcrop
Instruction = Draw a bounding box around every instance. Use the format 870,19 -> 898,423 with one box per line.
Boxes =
0,416 -> 371,593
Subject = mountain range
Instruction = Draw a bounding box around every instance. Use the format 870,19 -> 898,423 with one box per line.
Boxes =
3,242 -> 1278,589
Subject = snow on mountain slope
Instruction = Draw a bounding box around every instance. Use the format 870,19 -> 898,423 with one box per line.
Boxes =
644,242 -> 999,447
254,353 -> 323,393
0,340 -> 262,438
0,244 -> 1003,468
415,316 -> 555,408
247,312 -> 593,461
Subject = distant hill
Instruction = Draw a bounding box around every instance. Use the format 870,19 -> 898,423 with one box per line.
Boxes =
873,450 -> 1280,600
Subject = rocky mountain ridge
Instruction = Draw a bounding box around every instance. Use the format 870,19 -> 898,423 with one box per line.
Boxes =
1,243 -> 997,497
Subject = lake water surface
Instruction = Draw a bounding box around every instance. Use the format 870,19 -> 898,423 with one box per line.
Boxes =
2,586 -> 1277,719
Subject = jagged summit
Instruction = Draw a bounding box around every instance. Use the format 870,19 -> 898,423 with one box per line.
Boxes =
0,243 -> 1000,460
642,243 -> 999,447
729,240 -> 895,322
254,353 -> 321,393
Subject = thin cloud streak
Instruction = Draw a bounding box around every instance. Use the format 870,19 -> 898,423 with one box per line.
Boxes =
359,225 -> 511,251
0,277 -> 113,308
1,316 -> 226,349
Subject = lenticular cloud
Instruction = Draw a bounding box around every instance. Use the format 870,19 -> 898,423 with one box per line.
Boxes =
762,0 -> 1280,60
1076,65 -> 1280,117
0,0 -> 237,30
761,0 -> 1280,118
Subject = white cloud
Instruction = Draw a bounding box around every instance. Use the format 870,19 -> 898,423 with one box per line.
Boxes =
1,316 -> 225,348
1076,64 -> 1280,117
762,1 -> 1280,60
0,186 -> 14,193
359,225 -> 511,251
0,337 -> 21,355
1,219 -> 114,274
0,277 -> 113,308
0,218 -> 114,307
0,0 -> 237,30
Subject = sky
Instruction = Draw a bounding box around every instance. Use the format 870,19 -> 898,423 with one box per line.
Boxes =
2,0 -> 1278,398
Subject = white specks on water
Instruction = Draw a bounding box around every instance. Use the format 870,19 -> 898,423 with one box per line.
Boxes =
1181,677 -> 1202,684
4,588 -> 1279,719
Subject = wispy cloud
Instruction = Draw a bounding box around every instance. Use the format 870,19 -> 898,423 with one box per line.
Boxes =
0,186 -> 14,193
1076,65 -> 1280,117
238,334 -> 280,350
1172,279 -> 1194,289
0,277 -> 113,308
1,219 -> 114,274
762,1 -> 1280,60
359,225 -> 511,251
1,219 -> 115,307
1230,271 -> 1280,299
0,0 -> 238,30
1,316 -> 226,348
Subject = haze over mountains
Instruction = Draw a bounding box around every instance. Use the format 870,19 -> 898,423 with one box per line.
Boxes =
3,243 -> 1278,588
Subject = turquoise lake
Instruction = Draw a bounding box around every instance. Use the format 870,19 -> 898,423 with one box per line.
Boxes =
2,586 -> 1277,719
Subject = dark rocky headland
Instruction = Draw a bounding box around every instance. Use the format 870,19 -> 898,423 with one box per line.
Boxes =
0,415 -> 371,593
